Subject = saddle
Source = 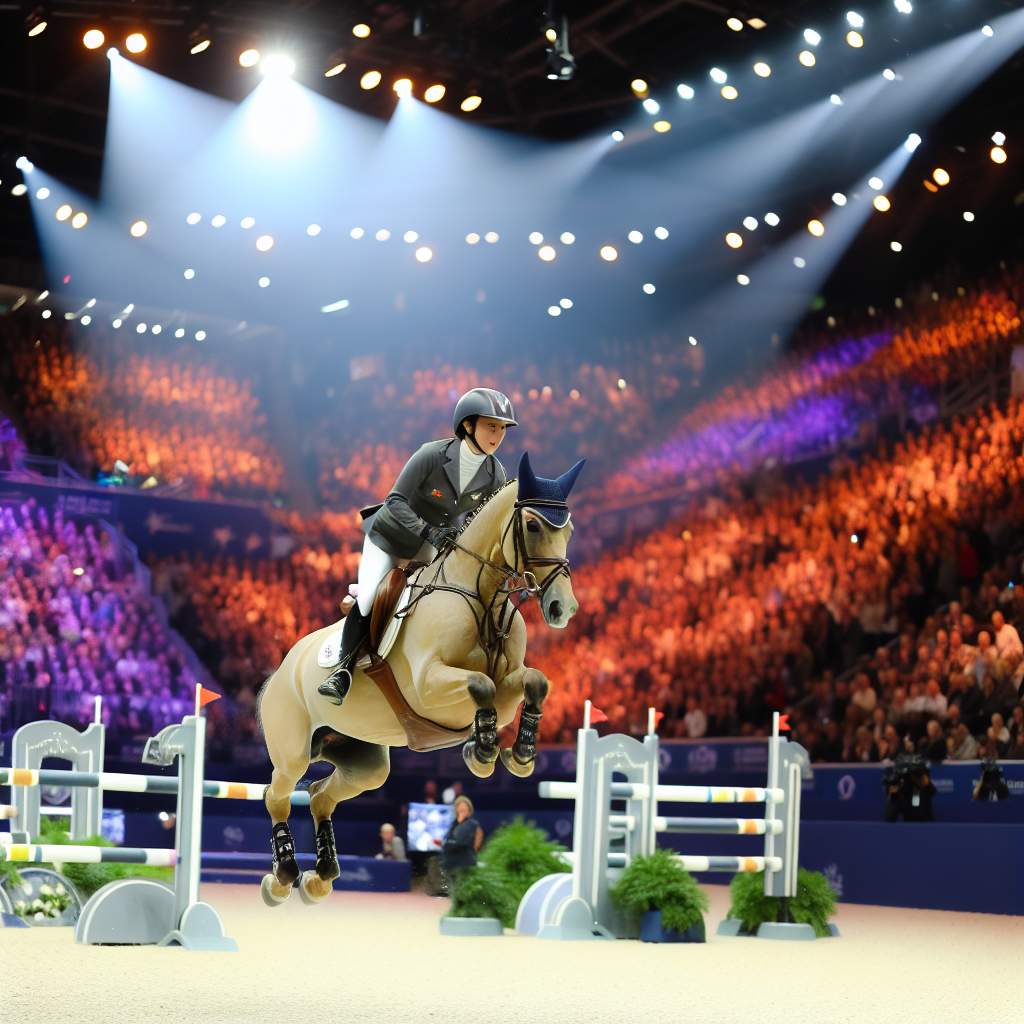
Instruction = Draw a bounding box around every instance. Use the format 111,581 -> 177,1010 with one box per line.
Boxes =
343,561 -> 473,754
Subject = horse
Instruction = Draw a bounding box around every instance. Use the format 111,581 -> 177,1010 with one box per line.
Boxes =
256,452 -> 583,905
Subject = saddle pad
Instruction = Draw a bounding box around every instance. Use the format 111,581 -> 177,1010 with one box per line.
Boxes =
316,582 -> 414,668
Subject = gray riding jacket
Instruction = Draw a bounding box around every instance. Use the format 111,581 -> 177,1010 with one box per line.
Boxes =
359,438 -> 508,559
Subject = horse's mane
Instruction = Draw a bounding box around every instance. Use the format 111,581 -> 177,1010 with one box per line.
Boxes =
457,477 -> 518,536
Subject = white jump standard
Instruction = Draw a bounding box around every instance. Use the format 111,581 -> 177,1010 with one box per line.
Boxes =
517,706 -> 817,941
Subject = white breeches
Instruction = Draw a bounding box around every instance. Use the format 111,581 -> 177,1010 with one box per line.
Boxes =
356,534 -> 435,616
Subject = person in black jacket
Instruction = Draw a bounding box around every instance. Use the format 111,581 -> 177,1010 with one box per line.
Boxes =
317,388 -> 517,705
440,795 -> 481,892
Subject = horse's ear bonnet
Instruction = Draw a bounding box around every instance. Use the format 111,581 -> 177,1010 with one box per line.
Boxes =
515,452 -> 585,528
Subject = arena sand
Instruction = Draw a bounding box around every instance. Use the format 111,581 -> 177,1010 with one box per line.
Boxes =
1,883 -> 1018,1024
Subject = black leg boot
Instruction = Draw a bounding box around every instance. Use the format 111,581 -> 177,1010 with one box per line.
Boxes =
317,605 -> 371,705
271,821 -> 299,887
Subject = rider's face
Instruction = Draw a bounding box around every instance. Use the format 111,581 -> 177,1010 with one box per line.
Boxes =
467,416 -> 507,455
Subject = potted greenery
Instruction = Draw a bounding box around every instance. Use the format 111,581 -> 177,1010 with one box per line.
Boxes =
440,864 -> 519,936
610,848 -> 709,942
721,868 -> 839,940
475,818 -> 571,927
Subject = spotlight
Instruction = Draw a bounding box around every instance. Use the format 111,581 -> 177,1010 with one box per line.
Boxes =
610,130 -> 624,142
846,11 -> 864,28
260,54 -> 296,78
721,86 -> 738,100
324,49 -> 347,77
830,93 -> 843,106
393,78 -> 413,97
688,336 -> 698,346
798,50 -> 816,67
873,195 -> 891,212
923,179 -> 939,193
630,78 -> 649,97
547,305 -> 561,317
350,227 -> 365,239
210,214 -> 227,228
544,13 -> 575,81
992,132 -> 1005,146
742,216 -> 758,230
753,62 -> 771,78
189,27 -> 212,55
186,212 -> 201,225
360,70 -> 382,90
560,232 -> 575,244
125,32 -> 147,54
891,241 -> 903,251
15,156 -> 34,172
868,176 -> 884,190
904,133 -> 922,152
484,231 -> 499,243
238,48 -> 260,68
376,228 -> 391,241
642,98 -> 660,115
932,168 -> 950,186
195,331 -> 207,341
55,204 -> 72,221
807,219 -> 825,237
963,211 -> 975,222
737,274 -> 750,286
240,217 -> 255,229
537,245 -> 556,262
709,67 -> 727,84
307,224 -> 322,237
11,184 -> 27,196
653,120 -> 671,133
803,29 -> 821,46
174,328 -> 185,338
764,212 -> 780,226
676,83 -> 694,99
352,23 -> 371,38
183,268 -> 195,279
882,68 -> 896,81
990,146 -> 1007,164
112,319 -> 122,328
71,211 -> 88,229
258,276 -> 270,288
529,231 -> 544,244
424,84 -> 446,102
894,0 -> 912,12
35,187 -> 49,199
725,232 -> 743,248
255,234 -> 274,252
403,230 -> 419,243
415,246 -> 433,263
727,17 -> 743,31
748,18 -> 766,30
465,232 -> 480,244
654,226 -> 669,239
129,220 -> 148,237
846,31 -> 863,47
83,29 -> 105,50
560,298 -> 573,309
628,230 -> 643,243
599,245 -> 618,261
26,8 -> 47,37
981,25 -> 993,38
793,256 -> 806,268
461,94 -> 482,112
832,193 -> 847,206
642,282 -> 656,294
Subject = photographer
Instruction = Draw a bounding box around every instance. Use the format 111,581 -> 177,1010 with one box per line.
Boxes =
972,740 -> 1010,801
883,753 -> 937,822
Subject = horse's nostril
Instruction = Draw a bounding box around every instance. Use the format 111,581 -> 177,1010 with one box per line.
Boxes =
549,600 -> 562,619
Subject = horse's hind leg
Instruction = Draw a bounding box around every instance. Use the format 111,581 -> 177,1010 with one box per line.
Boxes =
499,666 -> 549,779
298,736 -> 391,904
259,674 -> 312,906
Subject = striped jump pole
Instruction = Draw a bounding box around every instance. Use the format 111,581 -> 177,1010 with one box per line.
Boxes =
655,817 -> 785,836
0,843 -> 178,867
539,781 -> 785,804
0,768 -> 311,806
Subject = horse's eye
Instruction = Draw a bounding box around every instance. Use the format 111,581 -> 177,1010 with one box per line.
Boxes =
526,519 -> 541,533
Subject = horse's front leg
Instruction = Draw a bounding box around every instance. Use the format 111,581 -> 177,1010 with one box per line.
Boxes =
422,662 -> 499,778
497,666 -> 549,778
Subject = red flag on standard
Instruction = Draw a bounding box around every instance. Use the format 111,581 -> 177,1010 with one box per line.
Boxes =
654,710 -> 665,726
198,685 -> 223,708
589,705 -> 609,723
778,713 -> 791,732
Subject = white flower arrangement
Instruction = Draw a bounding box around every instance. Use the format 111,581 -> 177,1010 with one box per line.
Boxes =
12,879 -> 71,921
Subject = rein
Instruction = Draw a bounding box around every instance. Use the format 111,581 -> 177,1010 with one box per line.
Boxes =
396,494 -> 572,679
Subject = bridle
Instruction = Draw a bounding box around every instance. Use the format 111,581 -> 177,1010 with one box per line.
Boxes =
398,494 -> 573,679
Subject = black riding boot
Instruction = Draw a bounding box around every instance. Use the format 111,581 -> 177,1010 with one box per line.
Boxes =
317,605 -> 371,705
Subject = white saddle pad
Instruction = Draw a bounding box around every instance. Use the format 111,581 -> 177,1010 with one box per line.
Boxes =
317,582 -> 414,668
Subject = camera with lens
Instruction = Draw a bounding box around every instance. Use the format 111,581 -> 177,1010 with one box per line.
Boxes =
883,753 -> 936,821
973,757 -> 1009,801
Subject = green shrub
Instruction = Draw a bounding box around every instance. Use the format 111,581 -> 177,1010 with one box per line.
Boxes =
1,815 -> 173,901
727,868 -> 837,937
478,818 -> 570,922
446,865 -> 519,926
610,848 -> 709,933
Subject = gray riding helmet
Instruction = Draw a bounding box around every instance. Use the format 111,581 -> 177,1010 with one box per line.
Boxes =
452,388 -> 518,437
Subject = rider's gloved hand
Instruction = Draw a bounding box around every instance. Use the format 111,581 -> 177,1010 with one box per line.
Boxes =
423,524 -> 459,550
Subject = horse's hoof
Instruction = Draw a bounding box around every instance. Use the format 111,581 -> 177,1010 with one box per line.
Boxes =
463,741 -> 496,779
316,857 -> 340,882
499,747 -> 536,778
274,859 -> 299,887
261,873 -> 291,907
299,870 -> 331,905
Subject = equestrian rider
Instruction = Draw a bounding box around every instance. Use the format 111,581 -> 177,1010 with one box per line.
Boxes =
317,387 -> 517,705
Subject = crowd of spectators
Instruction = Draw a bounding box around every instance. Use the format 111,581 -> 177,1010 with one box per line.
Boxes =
0,499 -> 196,742
0,317 -> 286,499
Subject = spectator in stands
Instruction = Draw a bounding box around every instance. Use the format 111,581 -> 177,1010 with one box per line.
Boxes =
376,823 -> 407,861
919,719 -> 948,762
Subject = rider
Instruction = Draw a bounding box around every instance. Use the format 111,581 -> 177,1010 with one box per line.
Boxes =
317,387 -> 518,705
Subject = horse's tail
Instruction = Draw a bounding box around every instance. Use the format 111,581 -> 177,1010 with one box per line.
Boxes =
255,674 -> 274,738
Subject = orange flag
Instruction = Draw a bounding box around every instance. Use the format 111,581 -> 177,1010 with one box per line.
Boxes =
198,685 -> 223,708
589,705 -> 609,724
778,713 -> 791,732
654,710 -> 665,726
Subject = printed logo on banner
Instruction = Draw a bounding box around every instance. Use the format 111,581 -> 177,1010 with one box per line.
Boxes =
560,750 -> 577,775
687,745 -> 718,775
222,825 -> 246,847
822,862 -> 845,900
837,775 -> 856,800
933,777 -> 955,794
339,866 -> 373,883
658,746 -> 672,772
145,511 -> 193,536
554,817 -> 573,839
731,744 -> 769,772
